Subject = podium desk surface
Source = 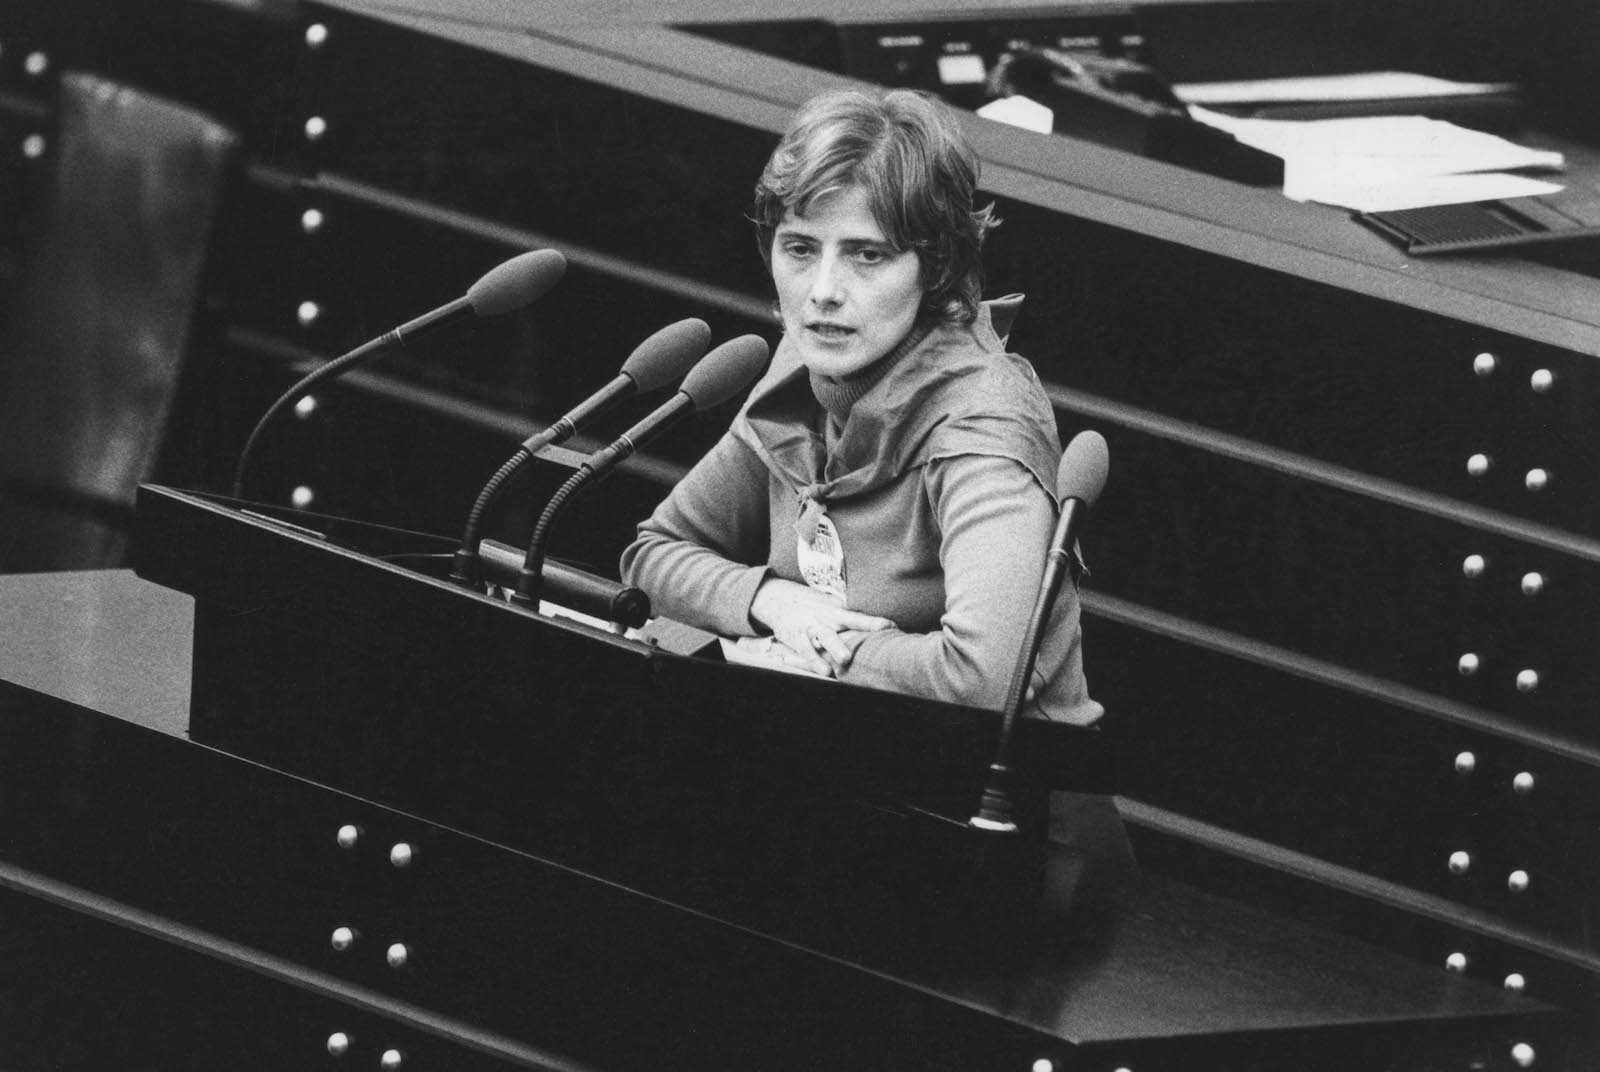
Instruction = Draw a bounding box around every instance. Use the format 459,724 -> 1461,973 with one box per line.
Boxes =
0,569 -> 192,738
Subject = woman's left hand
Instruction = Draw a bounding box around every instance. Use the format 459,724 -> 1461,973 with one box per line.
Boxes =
776,626 -> 883,677
751,577 -> 895,677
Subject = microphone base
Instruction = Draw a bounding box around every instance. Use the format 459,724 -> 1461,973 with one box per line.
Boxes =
447,548 -> 481,589
969,766 -> 1020,834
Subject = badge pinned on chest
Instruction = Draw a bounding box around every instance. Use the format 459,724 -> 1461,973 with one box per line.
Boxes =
797,512 -> 847,601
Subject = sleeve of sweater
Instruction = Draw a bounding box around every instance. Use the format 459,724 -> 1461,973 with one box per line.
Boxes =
618,432 -> 773,638
839,453 -> 1053,711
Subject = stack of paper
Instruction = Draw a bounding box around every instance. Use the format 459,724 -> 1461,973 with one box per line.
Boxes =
1173,71 -> 1520,109
1189,106 -> 1565,212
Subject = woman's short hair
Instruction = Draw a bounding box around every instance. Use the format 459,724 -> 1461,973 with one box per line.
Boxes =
752,88 -> 998,324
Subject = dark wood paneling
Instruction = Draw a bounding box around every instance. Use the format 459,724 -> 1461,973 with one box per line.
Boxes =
1089,611 -> 1600,948
1069,423 -> 1600,738
290,8 -> 779,297
0,586 -> 1566,1071
0,885 -> 548,1071
991,197 -> 1600,538
207,171 -> 774,458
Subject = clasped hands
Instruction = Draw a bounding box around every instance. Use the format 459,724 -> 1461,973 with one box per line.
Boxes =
748,577 -> 895,678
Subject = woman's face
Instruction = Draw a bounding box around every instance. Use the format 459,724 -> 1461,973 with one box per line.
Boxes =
771,185 -> 924,379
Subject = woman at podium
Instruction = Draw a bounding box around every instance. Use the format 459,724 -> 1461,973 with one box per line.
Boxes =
622,88 -> 1101,726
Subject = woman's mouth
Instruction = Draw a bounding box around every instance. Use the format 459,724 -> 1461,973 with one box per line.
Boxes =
806,322 -> 854,340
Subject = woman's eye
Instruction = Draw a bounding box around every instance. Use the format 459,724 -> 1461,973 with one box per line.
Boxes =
781,241 -> 814,259
855,248 -> 885,265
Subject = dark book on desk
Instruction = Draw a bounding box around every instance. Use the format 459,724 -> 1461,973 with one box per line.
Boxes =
1355,184 -> 1600,255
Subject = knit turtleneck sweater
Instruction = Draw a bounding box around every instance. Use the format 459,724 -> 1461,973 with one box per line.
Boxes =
808,321 -> 934,432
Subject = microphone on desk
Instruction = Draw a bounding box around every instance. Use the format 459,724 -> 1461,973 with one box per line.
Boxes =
449,317 -> 712,588
970,430 -> 1110,835
230,248 -> 569,498
512,334 -> 770,607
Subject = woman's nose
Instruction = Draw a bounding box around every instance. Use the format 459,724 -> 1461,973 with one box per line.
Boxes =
807,251 -> 844,307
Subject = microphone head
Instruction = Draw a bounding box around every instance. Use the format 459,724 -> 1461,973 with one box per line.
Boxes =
621,318 -> 712,393
466,248 -> 567,317
680,334 -> 770,411
1057,430 -> 1110,508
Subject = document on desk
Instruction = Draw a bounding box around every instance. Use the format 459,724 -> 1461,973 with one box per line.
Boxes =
1190,107 -> 1565,212
1174,71 -> 1519,108
720,636 -> 836,678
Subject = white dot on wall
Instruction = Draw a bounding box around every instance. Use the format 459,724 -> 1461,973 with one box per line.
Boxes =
291,486 -> 315,509
22,133 -> 46,159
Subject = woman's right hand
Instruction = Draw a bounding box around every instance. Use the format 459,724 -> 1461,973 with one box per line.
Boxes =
749,577 -> 896,677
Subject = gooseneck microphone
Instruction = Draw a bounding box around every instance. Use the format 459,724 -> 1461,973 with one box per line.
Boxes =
970,429 -> 1110,834
513,334 -> 770,607
449,317 -> 712,588
230,248 -> 568,498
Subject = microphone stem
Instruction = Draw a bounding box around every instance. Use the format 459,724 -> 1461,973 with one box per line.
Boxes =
451,375 -> 636,589
972,497 -> 1085,833
394,296 -> 471,343
516,438 -> 633,605
231,331 -> 399,499
450,444 -> 535,587
515,468 -> 586,605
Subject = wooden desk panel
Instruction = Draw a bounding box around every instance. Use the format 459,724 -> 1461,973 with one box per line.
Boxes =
1086,608 -> 1600,949
1074,424 -> 1600,736
0,573 -> 1567,1070
0,569 -> 192,736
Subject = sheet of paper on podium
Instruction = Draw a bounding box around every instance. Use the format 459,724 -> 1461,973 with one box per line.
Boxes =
1188,106 -> 1565,212
719,635 -> 836,678
1173,71 -> 1520,109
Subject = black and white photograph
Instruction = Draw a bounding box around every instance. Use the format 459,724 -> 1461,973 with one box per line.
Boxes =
1,0 -> 1595,1067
